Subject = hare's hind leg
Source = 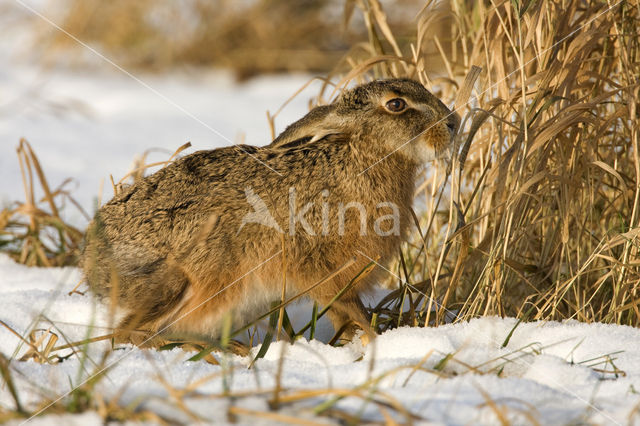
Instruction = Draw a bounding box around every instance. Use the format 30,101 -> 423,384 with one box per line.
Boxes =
114,260 -> 190,346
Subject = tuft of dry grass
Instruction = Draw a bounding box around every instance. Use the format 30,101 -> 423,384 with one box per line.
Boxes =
0,139 -> 85,267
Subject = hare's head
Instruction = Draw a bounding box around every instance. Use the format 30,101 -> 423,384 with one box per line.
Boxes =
271,78 -> 458,165
336,79 -> 458,163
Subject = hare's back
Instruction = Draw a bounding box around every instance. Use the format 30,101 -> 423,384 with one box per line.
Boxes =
95,147 -> 264,245
115,147 -> 260,203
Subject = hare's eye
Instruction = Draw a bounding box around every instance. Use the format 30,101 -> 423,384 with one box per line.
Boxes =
385,98 -> 407,113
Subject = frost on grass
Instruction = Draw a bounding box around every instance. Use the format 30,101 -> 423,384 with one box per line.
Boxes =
1,254 -> 640,425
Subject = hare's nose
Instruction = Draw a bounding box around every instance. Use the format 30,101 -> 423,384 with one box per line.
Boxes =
446,112 -> 460,136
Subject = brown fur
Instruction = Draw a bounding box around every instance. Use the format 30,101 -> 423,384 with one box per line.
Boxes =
81,78 -> 458,344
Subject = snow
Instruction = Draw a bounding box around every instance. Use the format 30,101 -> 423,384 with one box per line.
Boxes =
2,2 -> 640,425
2,254 -> 640,425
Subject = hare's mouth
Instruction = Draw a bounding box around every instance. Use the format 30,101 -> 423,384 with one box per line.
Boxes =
416,128 -> 453,163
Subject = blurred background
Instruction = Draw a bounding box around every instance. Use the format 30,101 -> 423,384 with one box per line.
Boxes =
27,0 -> 444,78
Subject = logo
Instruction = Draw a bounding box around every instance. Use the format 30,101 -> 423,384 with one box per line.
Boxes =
239,187 -> 400,236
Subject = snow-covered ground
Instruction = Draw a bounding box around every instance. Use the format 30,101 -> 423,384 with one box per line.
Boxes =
2,254 -> 640,425
3,2 -> 640,425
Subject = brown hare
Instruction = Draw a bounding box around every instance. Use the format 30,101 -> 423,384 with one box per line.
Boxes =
82,78 -> 458,346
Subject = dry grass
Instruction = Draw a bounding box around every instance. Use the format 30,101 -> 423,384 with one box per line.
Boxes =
0,139 -> 85,267
1,0 -> 640,423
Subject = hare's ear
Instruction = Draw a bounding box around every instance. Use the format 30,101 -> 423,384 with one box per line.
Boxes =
309,129 -> 340,143
270,105 -> 339,148
273,136 -> 313,150
274,130 -> 345,151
